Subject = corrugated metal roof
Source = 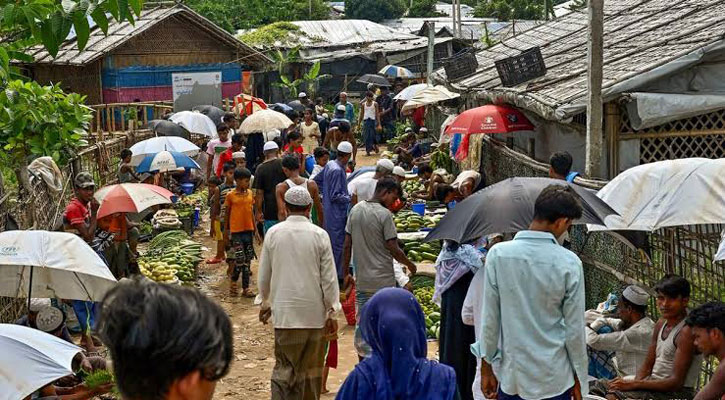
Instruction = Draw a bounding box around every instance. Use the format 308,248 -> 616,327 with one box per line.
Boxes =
287,19 -> 419,48
380,18 -> 541,42
299,36 -> 453,62
438,0 -> 725,121
24,5 -> 270,67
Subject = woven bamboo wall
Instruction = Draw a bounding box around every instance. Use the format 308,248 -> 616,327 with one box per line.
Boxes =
30,63 -> 103,104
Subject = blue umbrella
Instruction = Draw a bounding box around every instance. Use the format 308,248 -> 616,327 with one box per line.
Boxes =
378,65 -> 414,79
136,150 -> 201,173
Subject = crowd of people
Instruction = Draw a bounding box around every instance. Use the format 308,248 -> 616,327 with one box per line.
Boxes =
15,88 -> 725,400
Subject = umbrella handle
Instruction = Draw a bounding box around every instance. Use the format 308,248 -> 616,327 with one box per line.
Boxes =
27,265 -> 34,313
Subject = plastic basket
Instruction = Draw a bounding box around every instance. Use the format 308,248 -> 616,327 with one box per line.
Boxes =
443,50 -> 479,80
494,47 -> 547,87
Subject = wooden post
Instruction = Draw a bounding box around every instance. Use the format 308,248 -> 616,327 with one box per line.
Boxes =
95,109 -> 101,134
143,105 -> 148,127
110,106 -> 116,133
105,107 -> 111,134
121,106 -> 126,132
605,102 -> 620,178
427,22 -> 435,84
586,0 -> 604,178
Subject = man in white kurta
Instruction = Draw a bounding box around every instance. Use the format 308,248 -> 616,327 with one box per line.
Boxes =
258,186 -> 341,400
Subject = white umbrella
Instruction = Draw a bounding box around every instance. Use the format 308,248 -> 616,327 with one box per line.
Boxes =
129,136 -> 200,165
0,231 -> 117,303
0,324 -> 82,400
401,85 -> 460,112
169,111 -> 217,137
589,158 -> 725,231
394,83 -> 428,101
239,109 -> 293,134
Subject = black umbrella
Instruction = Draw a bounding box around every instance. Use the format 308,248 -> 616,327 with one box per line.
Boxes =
287,100 -> 307,112
193,105 -> 226,126
424,177 -> 619,243
148,119 -> 190,140
356,74 -> 391,87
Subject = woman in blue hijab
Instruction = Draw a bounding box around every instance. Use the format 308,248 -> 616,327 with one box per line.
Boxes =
336,288 -> 458,400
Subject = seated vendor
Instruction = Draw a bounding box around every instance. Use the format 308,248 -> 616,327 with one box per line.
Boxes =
435,170 -> 482,204
590,276 -> 703,400
414,164 -> 448,200
587,285 -> 655,378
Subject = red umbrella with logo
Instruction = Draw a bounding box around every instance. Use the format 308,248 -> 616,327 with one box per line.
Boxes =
446,105 -> 534,161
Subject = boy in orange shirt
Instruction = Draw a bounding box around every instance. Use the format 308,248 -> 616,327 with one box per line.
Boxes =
224,167 -> 259,297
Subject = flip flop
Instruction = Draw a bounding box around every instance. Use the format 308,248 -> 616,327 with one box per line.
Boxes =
206,257 -> 223,264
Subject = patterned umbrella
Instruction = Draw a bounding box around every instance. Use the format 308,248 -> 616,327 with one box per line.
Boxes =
136,150 -> 201,173
94,183 -> 174,219
379,65 -> 414,79
129,136 -> 200,165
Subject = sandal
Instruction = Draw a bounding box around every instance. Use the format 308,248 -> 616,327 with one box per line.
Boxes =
242,289 -> 256,298
206,257 -> 223,265
229,282 -> 239,297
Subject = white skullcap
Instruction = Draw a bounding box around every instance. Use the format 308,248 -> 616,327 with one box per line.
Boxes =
622,285 -> 649,306
337,141 -> 353,154
36,306 -> 64,333
419,127 -> 428,133
322,113 -> 329,119
405,127 -> 413,133
29,298 -> 51,312
263,141 -> 279,152
284,186 -> 313,206
298,92 -> 307,98
376,159 -> 395,172
340,91 -> 348,96
336,104 -> 346,112
393,166 -> 406,178
232,151 -> 246,159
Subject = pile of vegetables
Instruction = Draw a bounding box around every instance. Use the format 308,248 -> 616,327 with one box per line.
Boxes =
394,210 -> 443,233
410,276 -> 441,339
139,230 -> 203,284
178,190 -> 209,213
429,142 -> 455,172
401,238 -> 441,262
401,179 -> 425,194
83,369 -> 119,397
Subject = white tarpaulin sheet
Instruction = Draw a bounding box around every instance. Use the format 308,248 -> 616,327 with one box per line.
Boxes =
0,324 -> 82,400
0,231 -> 117,301
401,85 -> 460,112
589,158 -> 725,231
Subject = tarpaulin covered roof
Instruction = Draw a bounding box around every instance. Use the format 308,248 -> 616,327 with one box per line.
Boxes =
437,0 -> 725,123
287,19 -> 420,49
23,5 -> 271,67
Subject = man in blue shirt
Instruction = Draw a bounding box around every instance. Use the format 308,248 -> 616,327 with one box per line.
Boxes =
335,92 -> 355,128
549,151 -> 580,183
473,185 -> 587,400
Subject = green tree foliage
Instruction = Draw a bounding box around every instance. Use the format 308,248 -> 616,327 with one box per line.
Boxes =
474,0 -> 544,20
346,0 -> 406,22
238,22 -> 311,48
0,80 -> 92,167
408,0 -> 444,18
0,0 -> 143,82
185,0 -> 330,32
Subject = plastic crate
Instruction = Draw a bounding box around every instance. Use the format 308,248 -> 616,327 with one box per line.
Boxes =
494,47 -> 547,87
443,50 -> 479,80
180,216 -> 194,236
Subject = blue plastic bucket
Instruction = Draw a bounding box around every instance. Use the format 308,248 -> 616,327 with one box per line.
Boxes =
305,155 -> 315,174
447,200 -> 457,210
411,203 -> 425,216
180,183 -> 194,195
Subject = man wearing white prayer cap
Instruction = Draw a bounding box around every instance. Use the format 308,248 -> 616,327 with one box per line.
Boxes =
392,166 -> 407,183
258,185 -> 341,400
348,158 -> 395,206
313,140 -> 353,278
586,285 -> 656,377
254,140 -> 287,233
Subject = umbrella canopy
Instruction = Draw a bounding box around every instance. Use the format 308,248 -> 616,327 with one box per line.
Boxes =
424,177 -> 619,243
169,111 -> 217,137
94,183 -> 174,219
394,83 -> 428,101
234,94 -> 267,116
287,100 -> 308,112
401,85 -> 460,112
148,119 -> 190,139
445,104 -> 534,135
0,231 -> 116,301
0,324 -> 83,400
356,74 -> 391,87
379,65 -> 414,79
192,105 -> 225,125
136,150 -> 201,173
589,158 -> 725,232
129,136 -> 200,165
239,109 -> 294,134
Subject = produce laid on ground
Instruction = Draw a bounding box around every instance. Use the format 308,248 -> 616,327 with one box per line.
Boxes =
152,209 -> 182,230
400,238 -> 442,262
394,210 -> 444,233
139,230 -> 203,284
178,189 -> 208,211
402,179 -> 425,194
410,275 -> 440,339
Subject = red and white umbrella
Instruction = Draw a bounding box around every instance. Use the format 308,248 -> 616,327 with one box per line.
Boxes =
94,183 -> 174,219
446,105 -> 535,161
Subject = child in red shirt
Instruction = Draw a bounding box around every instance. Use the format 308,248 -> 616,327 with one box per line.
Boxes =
283,131 -> 306,173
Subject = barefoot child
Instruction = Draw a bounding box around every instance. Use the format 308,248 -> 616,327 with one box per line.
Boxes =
224,167 -> 259,297
205,176 -> 222,264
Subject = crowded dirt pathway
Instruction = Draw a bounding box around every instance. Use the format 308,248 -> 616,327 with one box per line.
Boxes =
194,151 -> 380,399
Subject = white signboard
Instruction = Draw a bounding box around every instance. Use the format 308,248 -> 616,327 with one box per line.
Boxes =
172,71 -> 222,111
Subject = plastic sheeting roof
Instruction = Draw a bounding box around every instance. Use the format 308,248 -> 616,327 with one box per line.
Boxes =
289,20 -> 419,49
